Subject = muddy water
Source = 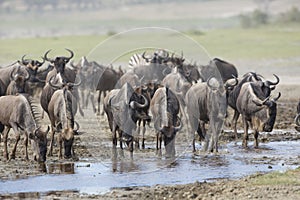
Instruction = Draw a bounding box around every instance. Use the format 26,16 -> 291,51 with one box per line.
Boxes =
0,139 -> 299,196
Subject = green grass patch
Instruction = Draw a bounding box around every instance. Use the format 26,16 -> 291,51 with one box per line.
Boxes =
190,25 -> 300,60
250,167 -> 300,186
1,24 -> 300,65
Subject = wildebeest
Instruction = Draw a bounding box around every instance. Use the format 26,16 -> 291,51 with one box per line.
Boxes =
74,57 -> 124,115
103,83 -> 149,157
199,58 -> 238,83
295,100 -> 300,132
20,55 -> 54,97
133,82 -> 161,149
44,76 -> 80,158
41,49 -> 84,117
185,77 -> 237,152
0,94 -> 48,162
150,86 -> 182,158
96,65 -> 124,115
227,72 -> 280,139
0,63 -> 30,96
6,66 -> 30,95
237,81 -> 281,147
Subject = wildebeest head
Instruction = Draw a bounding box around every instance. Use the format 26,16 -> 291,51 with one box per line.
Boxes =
20,55 -> 45,73
61,127 -> 74,159
252,90 -> 281,132
152,87 -> 182,157
155,116 -> 182,158
29,126 -> 49,162
44,49 -> 74,74
10,66 -> 30,94
111,83 -> 149,136
142,50 -> 170,64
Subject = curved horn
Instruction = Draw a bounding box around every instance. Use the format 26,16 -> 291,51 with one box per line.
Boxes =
266,74 -> 280,86
272,92 -> 281,102
67,77 -> 82,87
21,55 -> 30,65
174,117 -> 183,132
142,51 -> 149,62
24,69 -> 30,81
37,56 -> 45,67
74,121 -> 80,132
49,76 -> 63,90
130,94 -> 148,109
10,67 -> 18,81
224,75 -> 238,89
44,49 -> 54,63
252,96 -> 270,106
65,48 -> 74,60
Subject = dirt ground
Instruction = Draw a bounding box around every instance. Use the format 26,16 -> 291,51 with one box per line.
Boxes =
0,75 -> 300,199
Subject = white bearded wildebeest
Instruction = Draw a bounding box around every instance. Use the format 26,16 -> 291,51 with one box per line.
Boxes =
227,72 -> 280,139
45,75 -> 80,159
0,94 -> 49,162
237,82 -> 281,148
185,77 -> 238,152
150,86 -> 182,158
43,49 -> 84,117
103,83 -> 149,157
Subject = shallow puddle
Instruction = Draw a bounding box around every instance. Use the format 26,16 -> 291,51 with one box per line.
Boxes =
0,139 -> 299,196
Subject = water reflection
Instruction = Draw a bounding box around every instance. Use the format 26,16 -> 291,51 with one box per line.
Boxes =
46,163 -> 75,174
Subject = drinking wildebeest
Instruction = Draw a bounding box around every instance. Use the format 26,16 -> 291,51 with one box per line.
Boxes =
185,77 -> 238,152
150,86 -> 182,158
46,76 -> 80,159
103,83 -> 149,157
295,100 -> 300,132
227,72 -> 280,139
0,94 -> 48,162
237,81 -> 281,147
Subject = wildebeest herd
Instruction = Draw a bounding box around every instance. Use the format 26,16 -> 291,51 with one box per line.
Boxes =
0,48 -> 298,162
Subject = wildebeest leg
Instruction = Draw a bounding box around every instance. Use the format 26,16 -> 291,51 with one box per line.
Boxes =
2,127 -> 10,160
242,118 -> 249,147
58,133 -> 63,159
142,120 -> 146,149
232,110 -> 240,140
89,92 -> 96,113
135,120 -> 141,149
10,132 -> 20,160
101,91 -> 107,115
97,90 -> 102,115
254,130 -> 259,148
156,131 -> 162,157
24,133 -> 29,160
48,126 -> 55,156
73,89 -> 84,117
112,124 -> 117,147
